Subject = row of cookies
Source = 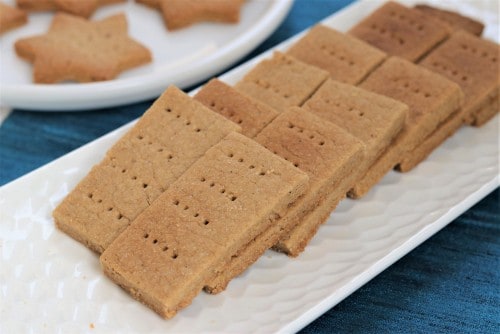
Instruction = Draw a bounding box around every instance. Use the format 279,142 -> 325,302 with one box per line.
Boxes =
53,86 -> 310,317
348,1 -> 498,127
187,0 -> 499,291
195,1 -> 498,255
1,0 -> 244,33
53,1 -> 498,319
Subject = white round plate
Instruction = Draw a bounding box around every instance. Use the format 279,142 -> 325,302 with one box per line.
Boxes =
0,0 -> 292,111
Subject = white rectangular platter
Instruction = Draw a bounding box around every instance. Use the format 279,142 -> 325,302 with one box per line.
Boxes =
0,0 -> 498,332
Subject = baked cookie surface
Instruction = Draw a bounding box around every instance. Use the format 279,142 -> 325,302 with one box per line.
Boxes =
355,57 -> 463,192
303,79 -> 408,198
136,0 -> 244,30
415,4 -> 484,36
419,30 -> 499,126
235,52 -> 329,113
15,13 -> 151,83
349,1 -> 450,62
100,132 -> 309,318
205,108 -> 364,291
53,86 -> 240,253
256,108 -> 365,256
195,78 -> 279,138
287,25 -> 386,84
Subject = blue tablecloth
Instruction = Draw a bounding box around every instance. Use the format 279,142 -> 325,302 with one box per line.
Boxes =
1,1 -> 498,332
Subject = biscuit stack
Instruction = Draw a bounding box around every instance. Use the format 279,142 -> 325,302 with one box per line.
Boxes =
53,1 -> 499,319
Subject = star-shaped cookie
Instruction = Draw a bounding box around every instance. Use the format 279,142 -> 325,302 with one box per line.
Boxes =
136,0 -> 245,30
16,0 -> 125,18
15,13 -> 152,83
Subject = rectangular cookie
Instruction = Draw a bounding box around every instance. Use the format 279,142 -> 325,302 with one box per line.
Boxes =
303,79 -> 408,198
349,142 -> 398,198
286,25 -> 387,84
468,91 -> 499,127
397,107 -> 463,172
274,152 -> 364,256
194,78 -> 279,138
349,1 -> 450,62
419,30 -> 500,127
415,4 -> 484,36
354,57 -> 463,195
204,108 -> 364,289
53,85 -> 240,254
212,164 -> 356,281
100,132 -> 309,318
262,108 -> 364,256
235,52 -> 329,113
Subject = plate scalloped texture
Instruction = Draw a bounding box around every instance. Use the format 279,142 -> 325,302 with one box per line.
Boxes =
0,0 -> 499,333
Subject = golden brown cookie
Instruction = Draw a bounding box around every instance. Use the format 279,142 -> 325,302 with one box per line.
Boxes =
419,30 -> 499,127
287,25 -> 387,84
53,86 -> 240,254
396,107 -> 463,172
258,108 -> 365,257
235,52 -> 329,113
136,0 -> 244,30
15,13 -> 152,83
303,79 -> 408,199
355,57 -> 464,195
194,78 -> 279,138
468,92 -> 499,126
398,31 -> 499,169
349,1 -> 451,62
415,4 -> 484,36
274,154 -> 363,256
205,107 -> 364,290
100,132 -> 309,318
16,0 -> 124,17
0,2 -> 27,34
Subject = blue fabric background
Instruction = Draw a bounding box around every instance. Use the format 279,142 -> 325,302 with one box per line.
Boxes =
0,1 -> 498,332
